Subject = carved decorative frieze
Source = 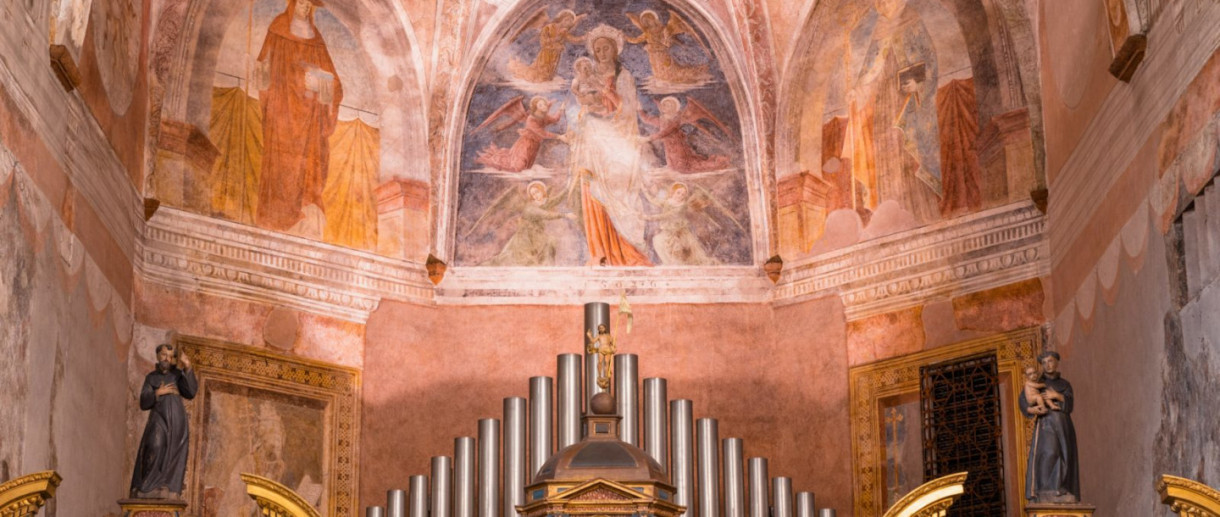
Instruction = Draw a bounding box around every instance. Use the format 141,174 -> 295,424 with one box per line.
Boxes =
776,201 -> 1048,320
138,208 -> 433,322
435,266 -> 774,305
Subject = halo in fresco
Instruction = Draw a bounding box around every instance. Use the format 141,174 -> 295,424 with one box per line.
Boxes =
90,0 -> 141,114
454,0 -> 753,267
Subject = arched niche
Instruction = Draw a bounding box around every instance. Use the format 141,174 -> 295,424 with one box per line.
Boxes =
775,0 -> 1044,258
147,0 -> 429,257
438,0 -> 768,270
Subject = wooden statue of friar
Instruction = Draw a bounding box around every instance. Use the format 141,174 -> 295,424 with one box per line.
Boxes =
1019,350 -> 1080,504
130,339 -> 198,499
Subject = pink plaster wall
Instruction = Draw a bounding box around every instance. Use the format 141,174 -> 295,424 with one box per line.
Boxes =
362,297 -> 853,514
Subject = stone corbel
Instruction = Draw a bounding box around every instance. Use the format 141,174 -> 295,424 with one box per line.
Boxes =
48,45 -> 81,91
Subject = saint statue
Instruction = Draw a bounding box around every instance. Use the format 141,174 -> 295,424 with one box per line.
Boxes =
586,323 -> 616,389
130,341 -> 198,498
1019,351 -> 1080,504
254,0 -> 342,235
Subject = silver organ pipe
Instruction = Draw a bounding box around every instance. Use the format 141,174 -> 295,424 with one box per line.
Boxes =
387,489 -> 406,517
430,456 -> 452,517
747,458 -> 769,517
556,354 -> 582,449
643,378 -> 668,470
503,397 -> 527,517
528,376 -> 553,480
478,419 -> 501,517
671,399 -> 695,516
408,475 -> 428,517
722,438 -> 745,517
696,418 -> 720,517
380,354 -> 841,517
614,354 -> 640,446
795,492 -> 815,517
454,437 -> 476,517
772,477 -> 793,517
584,303 -> 611,405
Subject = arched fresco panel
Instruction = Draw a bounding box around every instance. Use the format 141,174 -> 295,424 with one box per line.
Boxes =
150,0 -> 428,258
452,0 -> 754,268
778,0 -> 1042,258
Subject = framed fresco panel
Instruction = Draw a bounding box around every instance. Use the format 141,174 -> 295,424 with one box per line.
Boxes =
849,326 -> 1043,516
177,335 -> 360,517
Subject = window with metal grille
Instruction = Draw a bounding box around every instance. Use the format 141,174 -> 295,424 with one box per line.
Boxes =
920,353 -> 1005,516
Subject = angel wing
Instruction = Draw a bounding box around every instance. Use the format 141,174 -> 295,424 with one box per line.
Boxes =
686,183 -> 745,233
625,12 -> 644,31
475,95 -> 528,133
511,9 -> 551,41
681,98 -> 729,135
462,184 -> 529,239
664,10 -> 702,47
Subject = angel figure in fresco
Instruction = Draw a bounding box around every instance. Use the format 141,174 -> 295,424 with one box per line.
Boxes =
625,10 -> 711,85
467,181 -> 576,266
642,181 -> 743,265
641,96 -> 731,173
475,96 -> 566,172
254,0 -> 342,235
507,9 -> 588,83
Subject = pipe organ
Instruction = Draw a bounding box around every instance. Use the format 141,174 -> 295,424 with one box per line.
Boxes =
364,303 -> 837,517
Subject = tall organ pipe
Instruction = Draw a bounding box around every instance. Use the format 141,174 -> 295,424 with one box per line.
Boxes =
722,439 -> 745,517
503,397 -> 527,517
528,377 -> 553,480
387,489 -> 406,517
584,302 -> 611,405
696,418 -> 720,517
772,477 -> 793,517
794,492 -> 815,517
454,437 -> 476,517
670,399 -> 695,516
430,456 -> 452,517
614,354 -> 640,446
408,475 -> 428,517
643,378 -> 668,470
556,354 -> 582,449
478,419 -> 500,517
747,458 -> 769,517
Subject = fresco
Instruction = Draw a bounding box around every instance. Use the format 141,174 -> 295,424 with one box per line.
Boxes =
782,0 -> 1040,255
197,384 -> 327,517
90,0 -> 141,113
453,0 -> 753,267
152,0 -> 432,255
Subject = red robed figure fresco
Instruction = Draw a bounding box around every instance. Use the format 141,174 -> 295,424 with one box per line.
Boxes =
256,0 -> 343,231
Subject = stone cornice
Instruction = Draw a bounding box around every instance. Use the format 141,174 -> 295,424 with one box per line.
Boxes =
775,202 -> 1048,320
0,3 -> 142,262
137,208 -> 434,322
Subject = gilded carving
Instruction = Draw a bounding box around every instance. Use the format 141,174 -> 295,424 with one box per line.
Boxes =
0,471 -> 61,517
850,327 -> 1041,516
1158,474 -> 1220,517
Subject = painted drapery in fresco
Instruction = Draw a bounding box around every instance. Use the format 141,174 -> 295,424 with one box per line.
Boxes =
209,87 -> 263,224
454,0 -> 753,267
323,120 -> 380,249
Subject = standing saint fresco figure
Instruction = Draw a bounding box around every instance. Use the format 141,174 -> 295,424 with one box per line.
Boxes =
507,9 -> 587,83
567,25 -> 653,266
844,0 -> 942,223
255,0 -> 343,234
1019,351 -> 1080,504
131,341 -> 198,499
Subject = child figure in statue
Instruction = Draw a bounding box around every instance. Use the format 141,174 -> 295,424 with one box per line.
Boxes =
1022,365 -> 1063,414
586,323 -> 616,389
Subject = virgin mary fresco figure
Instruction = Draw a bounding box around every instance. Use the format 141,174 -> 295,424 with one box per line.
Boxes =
255,0 -> 343,235
566,25 -> 654,266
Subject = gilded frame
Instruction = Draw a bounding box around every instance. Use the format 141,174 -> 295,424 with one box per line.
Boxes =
849,326 -> 1043,516
177,335 -> 361,517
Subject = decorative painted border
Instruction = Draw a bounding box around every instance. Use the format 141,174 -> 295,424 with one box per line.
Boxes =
775,201 -> 1048,320
848,326 -> 1042,517
179,335 -> 361,517
138,207 -> 434,322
